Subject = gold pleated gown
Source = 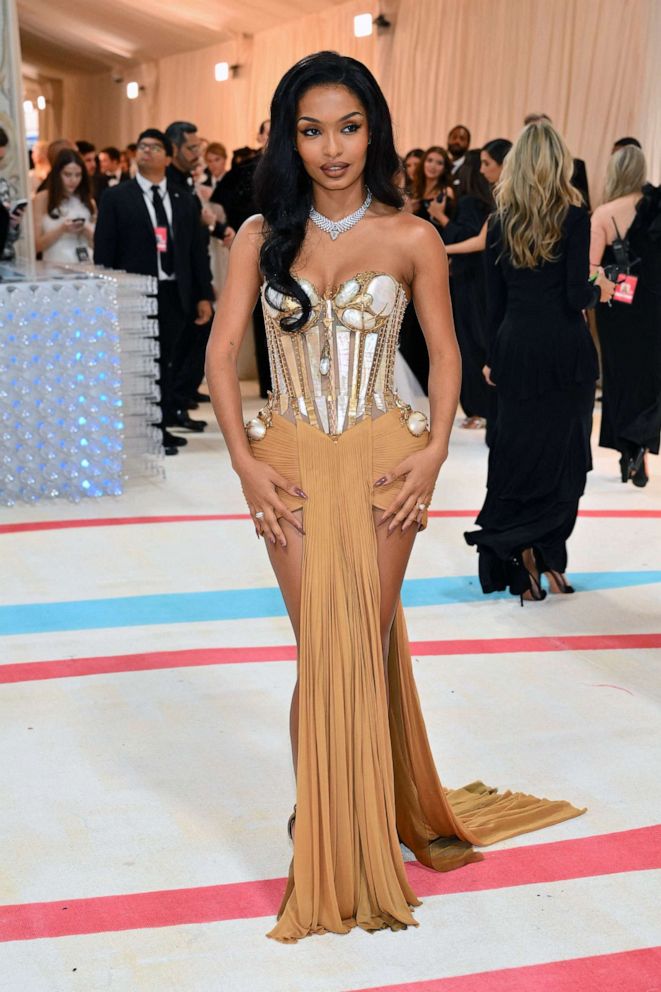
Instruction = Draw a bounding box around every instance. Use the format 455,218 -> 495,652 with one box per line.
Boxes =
246,273 -> 585,943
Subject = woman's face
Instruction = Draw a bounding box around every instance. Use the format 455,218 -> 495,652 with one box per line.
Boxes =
61,163 -> 82,195
480,151 -> 501,185
423,152 -> 446,182
206,152 -> 226,178
295,84 -> 369,192
405,154 -> 421,180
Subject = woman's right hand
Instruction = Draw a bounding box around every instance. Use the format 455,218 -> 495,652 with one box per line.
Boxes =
237,457 -> 307,547
594,269 -> 616,303
63,218 -> 84,234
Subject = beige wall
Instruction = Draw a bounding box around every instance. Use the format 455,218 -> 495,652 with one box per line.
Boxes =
26,0 -> 661,201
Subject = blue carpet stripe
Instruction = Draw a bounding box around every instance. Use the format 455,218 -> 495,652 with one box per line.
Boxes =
1,572 -> 660,636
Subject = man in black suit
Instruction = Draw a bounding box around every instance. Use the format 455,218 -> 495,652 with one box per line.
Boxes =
164,121 -> 233,420
446,124 -> 473,200
94,128 -> 214,455
94,146 -> 131,205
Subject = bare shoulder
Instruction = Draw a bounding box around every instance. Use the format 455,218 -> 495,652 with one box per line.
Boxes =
232,213 -> 265,259
590,202 -> 609,224
238,213 -> 265,240
391,211 -> 447,269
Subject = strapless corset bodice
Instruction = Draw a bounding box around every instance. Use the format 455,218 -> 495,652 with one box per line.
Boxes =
259,271 -> 409,436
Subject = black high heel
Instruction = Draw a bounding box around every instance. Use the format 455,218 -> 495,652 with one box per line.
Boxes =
630,447 -> 648,488
544,570 -> 575,594
516,549 -> 547,605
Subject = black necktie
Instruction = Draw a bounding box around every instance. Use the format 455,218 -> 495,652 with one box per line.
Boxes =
151,185 -> 174,275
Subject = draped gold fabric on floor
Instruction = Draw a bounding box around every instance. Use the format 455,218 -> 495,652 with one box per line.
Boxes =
252,410 -> 585,943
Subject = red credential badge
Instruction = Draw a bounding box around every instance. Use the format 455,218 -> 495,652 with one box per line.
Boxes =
155,226 -> 168,253
613,274 -> 638,304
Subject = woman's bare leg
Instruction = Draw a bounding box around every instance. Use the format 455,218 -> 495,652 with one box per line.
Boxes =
373,508 -> 418,698
265,510 -> 304,772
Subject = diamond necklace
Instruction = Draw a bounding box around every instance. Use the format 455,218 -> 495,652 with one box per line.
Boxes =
309,188 -> 372,240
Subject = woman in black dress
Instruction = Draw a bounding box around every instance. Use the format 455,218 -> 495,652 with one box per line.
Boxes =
590,147 -> 661,487
465,121 -> 614,600
429,150 -> 493,429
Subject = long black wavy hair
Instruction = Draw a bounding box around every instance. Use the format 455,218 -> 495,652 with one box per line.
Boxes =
254,51 -> 403,331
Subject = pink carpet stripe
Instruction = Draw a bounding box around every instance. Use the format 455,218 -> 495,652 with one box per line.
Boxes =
344,946 -> 661,992
2,633 -> 660,685
0,825 -> 658,942
1,508 -> 658,534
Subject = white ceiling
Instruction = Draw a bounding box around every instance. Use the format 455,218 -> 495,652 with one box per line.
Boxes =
19,0 -> 351,76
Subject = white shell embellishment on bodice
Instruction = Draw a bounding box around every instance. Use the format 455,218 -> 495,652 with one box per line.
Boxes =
246,417 -> 267,440
406,410 -> 428,436
334,278 -> 361,307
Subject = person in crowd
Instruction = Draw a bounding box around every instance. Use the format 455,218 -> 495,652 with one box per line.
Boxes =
28,140 -> 50,195
165,120 -> 230,419
446,124 -> 472,199
94,128 -> 214,456
399,146 -> 455,393
33,148 -> 95,263
444,138 -> 512,259
0,126 -> 26,261
408,145 -> 455,222
465,120 -> 615,601
612,136 -> 642,154
34,138 -> 76,194
95,146 -> 130,203
256,119 -> 270,149
119,150 -> 131,175
203,142 -> 228,191
75,140 -> 98,179
197,142 -> 232,294
523,113 -> 590,209
442,138 -> 512,443
403,147 -> 424,191
590,146 -> 661,487
205,50 -> 585,944
212,124 -> 271,398
125,143 -> 138,176
429,150 -> 494,430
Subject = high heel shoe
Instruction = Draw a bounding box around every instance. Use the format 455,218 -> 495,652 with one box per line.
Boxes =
287,805 -> 297,841
544,570 -> 575,594
630,447 -> 648,487
518,549 -> 547,605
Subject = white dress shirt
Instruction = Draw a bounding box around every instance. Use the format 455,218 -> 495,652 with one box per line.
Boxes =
135,171 -> 175,281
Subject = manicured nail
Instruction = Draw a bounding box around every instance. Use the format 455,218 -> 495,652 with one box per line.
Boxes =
270,536 -> 276,545
294,488 -> 308,499
374,477 -> 387,487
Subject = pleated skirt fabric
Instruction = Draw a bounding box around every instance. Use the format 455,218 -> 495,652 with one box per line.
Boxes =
250,409 -> 586,943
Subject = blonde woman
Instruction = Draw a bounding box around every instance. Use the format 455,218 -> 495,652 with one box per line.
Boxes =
590,146 -> 659,487
465,121 -> 614,600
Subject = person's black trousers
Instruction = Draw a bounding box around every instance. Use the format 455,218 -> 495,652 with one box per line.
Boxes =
173,316 -> 212,407
156,282 -> 187,423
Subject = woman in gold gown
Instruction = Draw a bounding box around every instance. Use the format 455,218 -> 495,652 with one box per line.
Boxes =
205,52 -> 585,943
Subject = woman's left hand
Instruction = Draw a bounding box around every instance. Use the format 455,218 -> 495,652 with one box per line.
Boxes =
374,446 -> 446,532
